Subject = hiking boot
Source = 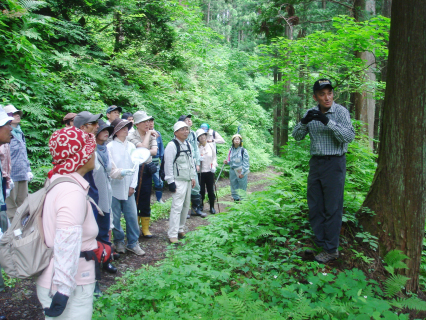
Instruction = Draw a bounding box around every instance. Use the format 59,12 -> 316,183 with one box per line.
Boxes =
178,232 -> 185,239
314,250 -> 339,263
169,237 -> 179,244
127,244 -> 146,256
115,242 -> 126,254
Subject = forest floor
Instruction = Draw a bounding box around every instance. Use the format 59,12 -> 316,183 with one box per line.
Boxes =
0,167 -> 279,320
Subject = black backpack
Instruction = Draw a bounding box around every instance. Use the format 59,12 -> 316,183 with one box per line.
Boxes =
159,139 -> 192,181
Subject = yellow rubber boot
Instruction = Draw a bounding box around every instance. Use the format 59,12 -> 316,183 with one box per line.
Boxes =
141,217 -> 153,238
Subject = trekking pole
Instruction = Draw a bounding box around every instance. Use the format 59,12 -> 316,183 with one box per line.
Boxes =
215,163 -> 226,186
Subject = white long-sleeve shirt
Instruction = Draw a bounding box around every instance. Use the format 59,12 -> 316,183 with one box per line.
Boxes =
107,138 -> 138,200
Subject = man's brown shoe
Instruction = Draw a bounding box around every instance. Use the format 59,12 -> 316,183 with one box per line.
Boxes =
169,237 -> 179,244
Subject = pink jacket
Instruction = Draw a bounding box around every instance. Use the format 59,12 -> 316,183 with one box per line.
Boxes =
37,173 -> 98,296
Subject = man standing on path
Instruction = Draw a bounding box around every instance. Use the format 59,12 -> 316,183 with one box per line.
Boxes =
106,105 -> 122,125
164,121 -> 196,243
178,114 -> 206,218
73,111 -> 103,219
149,118 -> 165,203
0,107 -> 15,294
292,79 -> 355,264
3,105 -> 32,220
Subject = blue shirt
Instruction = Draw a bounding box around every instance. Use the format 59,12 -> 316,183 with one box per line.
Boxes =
153,130 -> 164,161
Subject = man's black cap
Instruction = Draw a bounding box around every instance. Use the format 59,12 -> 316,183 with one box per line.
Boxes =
106,105 -> 122,114
313,79 -> 334,93
178,114 -> 192,122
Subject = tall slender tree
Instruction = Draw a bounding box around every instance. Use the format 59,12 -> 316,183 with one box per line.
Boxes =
359,0 -> 426,292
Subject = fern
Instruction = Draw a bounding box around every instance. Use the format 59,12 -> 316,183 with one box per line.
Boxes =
18,0 -> 47,11
384,250 -> 409,275
384,274 -> 409,297
391,297 -> 426,311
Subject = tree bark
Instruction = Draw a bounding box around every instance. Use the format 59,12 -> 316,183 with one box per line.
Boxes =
322,0 -> 327,9
358,0 -> 426,293
273,68 -> 281,155
113,10 -> 124,53
354,0 -> 376,150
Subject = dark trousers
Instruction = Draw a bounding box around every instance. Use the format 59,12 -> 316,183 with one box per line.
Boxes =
199,172 -> 215,204
136,165 -> 152,217
96,211 -> 111,245
307,155 -> 346,253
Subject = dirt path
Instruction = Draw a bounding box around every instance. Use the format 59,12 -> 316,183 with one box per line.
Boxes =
0,167 -> 278,320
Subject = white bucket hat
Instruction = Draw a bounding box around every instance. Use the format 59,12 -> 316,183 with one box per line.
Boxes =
195,128 -> 207,140
0,106 -> 15,126
3,104 -> 23,117
173,121 -> 188,132
133,111 -> 154,124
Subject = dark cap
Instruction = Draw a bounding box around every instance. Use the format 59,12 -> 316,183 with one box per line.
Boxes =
73,111 -> 103,129
178,114 -> 192,122
106,105 -> 122,114
96,119 -> 114,137
313,79 -> 333,93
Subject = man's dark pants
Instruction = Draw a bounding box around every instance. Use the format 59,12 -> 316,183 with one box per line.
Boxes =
307,155 -> 346,253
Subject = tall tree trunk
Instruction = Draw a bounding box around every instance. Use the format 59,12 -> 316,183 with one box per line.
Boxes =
354,0 -> 376,150
273,68 -> 281,155
322,0 -> 327,9
358,0 -> 426,293
374,0 -> 391,151
113,10 -> 124,53
207,1 -> 210,23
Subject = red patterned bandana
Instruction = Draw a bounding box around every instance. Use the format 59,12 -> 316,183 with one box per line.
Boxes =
48,127 -> 96,178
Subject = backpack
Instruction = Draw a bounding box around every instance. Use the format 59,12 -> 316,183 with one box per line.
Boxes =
0,177 -> 96,279
159,139 -> 192,181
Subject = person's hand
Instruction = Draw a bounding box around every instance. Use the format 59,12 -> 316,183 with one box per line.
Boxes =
44,292 -> 69,317
207,139 -> 213,143
196,165 -> 200,172
121,169 -> 135,177
149,130 -> 158,138
301,110 -> 315,124
168,182 -> 176,192
223,160 -> 228,164
211,167 -> 216,173
311,110 -> 329,125
238,174 -> 244,179
5,189 -> 10,198
27,172 -> 34,182
191,179 -> 196,188
128,187 -> 135,197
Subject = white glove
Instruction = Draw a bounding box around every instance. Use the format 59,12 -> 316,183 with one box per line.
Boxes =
5,188 -> 10,198
121,169 -> 135,177
9,178 -> 14,190
199,156 -> 204,161
27,172 -> 34,181
211,167 -> 216,173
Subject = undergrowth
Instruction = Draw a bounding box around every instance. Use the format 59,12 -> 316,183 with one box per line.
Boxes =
94,136 -> 426,319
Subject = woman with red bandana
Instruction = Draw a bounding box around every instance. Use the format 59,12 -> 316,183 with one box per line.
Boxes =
36,126 -> 99,319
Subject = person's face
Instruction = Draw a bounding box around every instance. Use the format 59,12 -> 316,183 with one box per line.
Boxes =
184,117 -> 192,127
12,113 -> 21,125
148,119 -> 154,130
116,125 -> 129,140
313,88 -> 334,109
175,126 -> 189,141
81,121 -> 99,134
96,129 -> 110,145
107,110 -> 120,122
198,133 -> 207,144
127,116 -> 134,124
0,122 -> 13,145
136,120 -> 150,133
233,137 -> 241,147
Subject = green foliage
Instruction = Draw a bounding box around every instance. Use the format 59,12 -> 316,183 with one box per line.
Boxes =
1,269 -> 20,288
93,135 -> 423,319
384,250 -> 409,275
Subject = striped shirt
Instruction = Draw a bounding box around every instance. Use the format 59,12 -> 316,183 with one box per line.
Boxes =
292,102 -> 355,156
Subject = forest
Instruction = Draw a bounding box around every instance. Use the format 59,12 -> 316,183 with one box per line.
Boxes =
1,0 -> 426,319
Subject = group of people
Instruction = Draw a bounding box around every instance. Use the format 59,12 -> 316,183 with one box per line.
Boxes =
0,77 -> 353,319
0,104 -> 250,319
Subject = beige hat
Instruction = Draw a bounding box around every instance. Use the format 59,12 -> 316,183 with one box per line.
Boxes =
195,128 -> 207,140
173,121 -> 188,132
133,111 -> 153,124
232,134 -> 243,142
63,113 -> 77,123
3,104 -> 23,117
